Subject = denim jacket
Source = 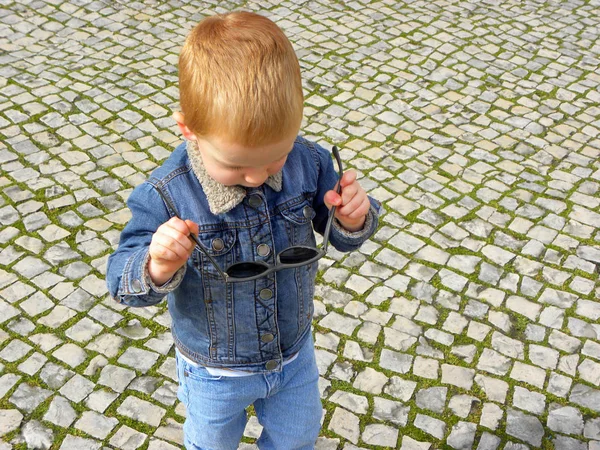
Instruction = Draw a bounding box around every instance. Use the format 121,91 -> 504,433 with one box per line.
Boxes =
106,136 -> 381,373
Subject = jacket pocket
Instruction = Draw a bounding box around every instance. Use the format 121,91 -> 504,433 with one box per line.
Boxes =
192,228 -> 237,279
280,200 -> 316,246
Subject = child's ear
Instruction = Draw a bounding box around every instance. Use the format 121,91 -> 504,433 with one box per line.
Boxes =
173,112 -> 197,141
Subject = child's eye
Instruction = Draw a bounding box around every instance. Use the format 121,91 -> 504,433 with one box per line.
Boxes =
228,166 -> 243,171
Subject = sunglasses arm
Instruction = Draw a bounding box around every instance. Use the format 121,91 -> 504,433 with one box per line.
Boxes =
154,186 -> 230,282
186,233 -> 230,282
322,145 -> 344,253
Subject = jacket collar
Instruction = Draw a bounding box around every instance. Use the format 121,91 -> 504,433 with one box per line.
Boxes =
186,140 -> 283,215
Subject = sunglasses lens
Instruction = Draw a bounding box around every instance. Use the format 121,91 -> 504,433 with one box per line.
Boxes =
226,262 -> 269,279
279,247 -> 319,264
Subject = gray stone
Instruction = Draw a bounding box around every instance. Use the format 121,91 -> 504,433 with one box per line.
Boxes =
570,384 -> 600,413
118,347 -> 160,373
116,396 -> 166,427
52,343 -> 87,368
75,411 -> 119,439
442,364 -> 475,390
379,349 -> 413,374
476,432 -> 501,450
384,376 -> 417,402
547,406 -> 584,435
43,396 -> 77,427
416,387 -> 447,413
109,425 -> 148,450
21,420 -> 53,450
98,365 -> 136,392
328,407 -> 359,444
58,435 -> 101,450
578,358 -> 600,386
329,391 -> 368,415
39,362 -> 74,389
414,413 -> 446,439
548,372 -> 572,398
362,424 -> 399,447
85,389 -> 119,413
9,383 -> 52,413
585,418 -> 600,440
0,409 -> 23,436
448,395 -> 479,418
510,362 -> 547,389
474,375 -> 509,403
480,403 -> 503,430
447,421 -> 477,449
513,386 -> 546,415
477,349 -> 512,376
506,409 -> 544,447
553,435 -> 587,450
400,436 -> 432,450
373,397 -> 410,426
59,374 -> 95,403
319,312 -> 361,336
352,367 -> 388,395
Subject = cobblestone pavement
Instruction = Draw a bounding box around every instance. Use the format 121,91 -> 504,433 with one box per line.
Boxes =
1,0 -> 600,449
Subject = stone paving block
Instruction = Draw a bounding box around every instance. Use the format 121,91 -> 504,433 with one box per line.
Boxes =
109,425 -> 148,450
414,413 -> 446,440
9,383 -> 52,413
58,435 -> 102,450
0,409 -> 23,436
328,407 -> 359,444
98,365 -> 136,393
117,396 -> 166,428
43,396 -> 77,428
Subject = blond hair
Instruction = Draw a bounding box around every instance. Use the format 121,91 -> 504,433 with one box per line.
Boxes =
179,11 -> 303,147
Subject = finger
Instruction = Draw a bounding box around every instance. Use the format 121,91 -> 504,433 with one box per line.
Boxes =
155,227 -> 194,255
340,182 -> 359,206
162,219 -> 197,251
339,170 -> 357,188
324,190 -> 342,209
153,233 -> 193,261
336,192 -> 365,218
184,220 -> 199,237
150,241 -> 181,262
165,216 -> 194,236
345,197 -> 371,220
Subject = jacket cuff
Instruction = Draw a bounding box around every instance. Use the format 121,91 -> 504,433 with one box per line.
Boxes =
115,248 -> 184,305
330,196 -> 381,250
142,252 -> 186,294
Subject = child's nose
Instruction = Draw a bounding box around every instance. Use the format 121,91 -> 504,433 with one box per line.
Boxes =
244,168 -> 268,185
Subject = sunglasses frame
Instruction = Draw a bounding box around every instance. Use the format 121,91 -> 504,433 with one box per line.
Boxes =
155,145 -> 343,283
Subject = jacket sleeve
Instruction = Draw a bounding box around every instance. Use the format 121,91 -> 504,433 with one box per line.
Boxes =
311,141 -> 382,252
106,182 -> 186,307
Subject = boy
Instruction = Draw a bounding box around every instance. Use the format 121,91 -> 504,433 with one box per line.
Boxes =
106,11 -> 380,450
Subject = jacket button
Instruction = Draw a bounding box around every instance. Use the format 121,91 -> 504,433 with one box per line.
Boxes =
248,195 -> 263,208
265,360 -> 278,370
131,279 -> 142,293
212,238 -> 224,251
257,244 -> 271,257
259,288 -> 273,300
261,333 -> 274,343
303,206 -> 314,218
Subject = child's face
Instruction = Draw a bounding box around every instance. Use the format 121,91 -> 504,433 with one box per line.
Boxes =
174,112 -> 296,188
195,133 -> 296,188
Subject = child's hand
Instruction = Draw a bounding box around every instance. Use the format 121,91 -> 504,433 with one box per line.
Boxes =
324,170 -> 371,232
148,217 -> 199,286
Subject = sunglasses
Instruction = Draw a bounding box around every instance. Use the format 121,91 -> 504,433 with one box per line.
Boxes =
155,145 -> 343,283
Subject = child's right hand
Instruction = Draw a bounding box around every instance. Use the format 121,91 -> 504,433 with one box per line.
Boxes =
148,217 -> 199,286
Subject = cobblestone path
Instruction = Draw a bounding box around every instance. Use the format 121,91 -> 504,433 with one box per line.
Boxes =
1,0 -> 599,449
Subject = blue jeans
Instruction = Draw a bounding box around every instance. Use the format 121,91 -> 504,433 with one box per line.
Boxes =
175,335 -> 322,450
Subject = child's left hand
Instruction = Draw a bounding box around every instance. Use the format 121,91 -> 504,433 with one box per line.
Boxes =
324,170 -> 371,232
